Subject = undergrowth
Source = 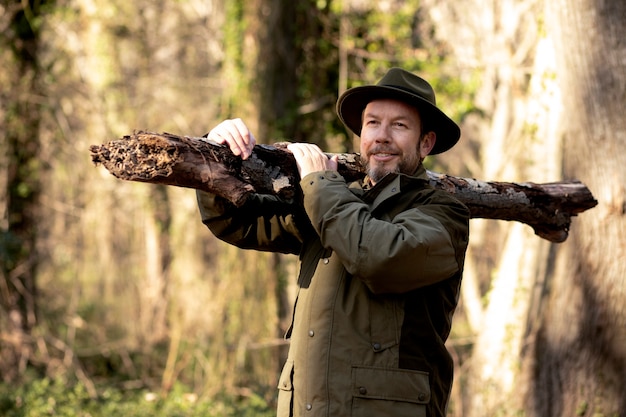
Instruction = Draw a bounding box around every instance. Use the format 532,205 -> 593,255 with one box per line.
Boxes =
0,378 -> 274,417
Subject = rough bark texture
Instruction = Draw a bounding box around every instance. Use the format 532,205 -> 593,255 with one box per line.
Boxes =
527,1 -> 626,416
90,131 -> 597,243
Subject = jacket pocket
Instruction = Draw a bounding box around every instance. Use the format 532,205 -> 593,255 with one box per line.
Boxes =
351,365 -> 430,417
276,359 -> 294,417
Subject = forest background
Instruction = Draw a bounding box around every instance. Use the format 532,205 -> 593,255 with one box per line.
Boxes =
1,0 -> 624,416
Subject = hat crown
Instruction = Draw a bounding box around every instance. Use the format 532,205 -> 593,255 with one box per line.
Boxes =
377,68 -> 437,106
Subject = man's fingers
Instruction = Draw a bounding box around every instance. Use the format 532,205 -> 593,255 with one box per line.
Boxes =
287,143 -> 324,158
287,143 -> 334,177
222,119 -> 254,158
207,118 -> 256,159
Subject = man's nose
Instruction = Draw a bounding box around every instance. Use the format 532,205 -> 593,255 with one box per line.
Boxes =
374,124 -> 391,143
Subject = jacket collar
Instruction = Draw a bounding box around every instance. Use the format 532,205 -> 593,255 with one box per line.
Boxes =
353,165 -> 429,210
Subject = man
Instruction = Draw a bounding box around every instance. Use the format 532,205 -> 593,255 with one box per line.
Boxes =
197,68 -> 469,417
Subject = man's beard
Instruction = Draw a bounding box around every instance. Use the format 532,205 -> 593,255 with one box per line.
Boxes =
361,149 -> 421,184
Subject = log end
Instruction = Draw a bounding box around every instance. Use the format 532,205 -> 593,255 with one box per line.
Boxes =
532,225 -> 569,243
89,144 -> 108,165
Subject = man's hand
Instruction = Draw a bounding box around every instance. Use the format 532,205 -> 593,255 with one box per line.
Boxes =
205,118 -> 256,160
287,143 -> 338,178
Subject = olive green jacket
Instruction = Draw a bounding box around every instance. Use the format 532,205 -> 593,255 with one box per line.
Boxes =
197,165 -> 469,417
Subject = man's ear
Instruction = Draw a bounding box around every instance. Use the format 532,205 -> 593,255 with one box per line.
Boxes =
419,131 -> 436,158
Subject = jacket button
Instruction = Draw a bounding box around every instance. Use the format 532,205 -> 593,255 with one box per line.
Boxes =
306,403 -> 312,411
418,393 -> 426,401
322,258 -> 329,264
372,342 -> 381,351
359,386 -> 367,395
308,329 -> 314,337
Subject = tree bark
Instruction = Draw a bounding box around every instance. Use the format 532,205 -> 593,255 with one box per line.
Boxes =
90,131 -> 597,243
527,0 -> 626,416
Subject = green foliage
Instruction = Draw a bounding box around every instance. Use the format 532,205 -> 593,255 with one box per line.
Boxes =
350,11 -> 478,124
223,0 -> 246,94
288,0 -> 479,151
0,379 -> 274,417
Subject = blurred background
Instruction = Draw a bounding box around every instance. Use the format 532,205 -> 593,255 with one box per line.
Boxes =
1,0 -> 624,416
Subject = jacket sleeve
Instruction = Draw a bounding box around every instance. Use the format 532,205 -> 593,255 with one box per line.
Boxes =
300,171 -> 469,294
196,190 -> 309,255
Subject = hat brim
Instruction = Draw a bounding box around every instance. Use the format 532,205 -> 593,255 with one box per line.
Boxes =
336,85 -> 460,155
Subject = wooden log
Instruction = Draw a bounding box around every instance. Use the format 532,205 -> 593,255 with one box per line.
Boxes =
89,131 -> 597,243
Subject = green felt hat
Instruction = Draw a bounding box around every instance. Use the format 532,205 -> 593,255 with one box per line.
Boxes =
336,67 -> 461,154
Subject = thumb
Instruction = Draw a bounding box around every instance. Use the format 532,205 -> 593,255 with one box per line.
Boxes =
328,154 -> 339,171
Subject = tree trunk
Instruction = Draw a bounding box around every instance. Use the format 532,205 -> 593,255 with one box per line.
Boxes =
420,1 -> 567,415
90,131 -> 597,243
527,1 -> 626,415
0,0 -> 45,383
212,0 -> 304,395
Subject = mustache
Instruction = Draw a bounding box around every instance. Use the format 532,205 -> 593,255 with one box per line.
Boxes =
366,146 -> 400,156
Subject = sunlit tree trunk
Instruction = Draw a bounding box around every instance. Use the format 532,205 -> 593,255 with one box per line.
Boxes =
422,1 -> 565,415
428,0 -> 625,415
467,8 -> 566,413
526,1 -> 626,415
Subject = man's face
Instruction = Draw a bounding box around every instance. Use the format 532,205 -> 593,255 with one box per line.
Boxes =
359,99 -> 435,184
